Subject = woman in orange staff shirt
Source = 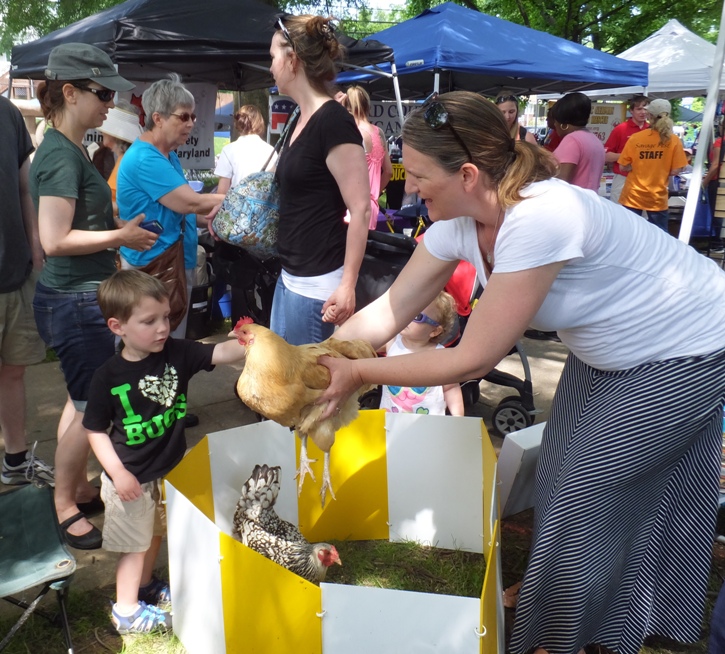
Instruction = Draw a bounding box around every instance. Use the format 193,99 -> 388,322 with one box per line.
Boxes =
617,98 -> 687,232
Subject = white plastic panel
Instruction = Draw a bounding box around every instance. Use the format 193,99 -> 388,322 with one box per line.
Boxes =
385,414 -> 484,552
166,482 -> 226,654
320,582 -> 481,654
497,422 -> 545,519
208,422 -> 298,535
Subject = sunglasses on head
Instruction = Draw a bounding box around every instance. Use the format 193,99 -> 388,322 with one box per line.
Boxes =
495,94 -> 519,105
412,312 -> 440,328
169,112 -> 197,123
276,16 -> 295,50
72,84 -> 115,103
422,92 -> 473,163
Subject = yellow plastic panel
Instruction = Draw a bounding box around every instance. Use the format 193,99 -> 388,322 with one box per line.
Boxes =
166,435 -> 215,521
298,410 -> 389,542
480,422 -> 497,556
220,531 -> 322,654
480,520 -> 501,654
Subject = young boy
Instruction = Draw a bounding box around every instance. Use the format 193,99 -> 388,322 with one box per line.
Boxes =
83,270 -> 246,634
379,290 -> 464,416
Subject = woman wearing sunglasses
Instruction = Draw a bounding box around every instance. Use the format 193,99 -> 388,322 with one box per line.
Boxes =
320,91 -> 725,654
117,75 -> 226,339
495,93 -> 538,145
269,14 -> 370,345
30,43 -> 160,550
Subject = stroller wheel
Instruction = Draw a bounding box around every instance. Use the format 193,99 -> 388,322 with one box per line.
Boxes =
491,397 -> 533,437
359,386 -> 382,410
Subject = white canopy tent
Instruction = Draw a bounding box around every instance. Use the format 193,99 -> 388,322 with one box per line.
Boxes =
583,19 -> 724,100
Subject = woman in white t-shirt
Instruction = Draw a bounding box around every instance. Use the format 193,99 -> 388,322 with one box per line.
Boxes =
319,91 -> 725,654
214,105 -> 276,194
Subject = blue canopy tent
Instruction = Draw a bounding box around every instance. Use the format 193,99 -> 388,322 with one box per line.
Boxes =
337,2 -> 648,100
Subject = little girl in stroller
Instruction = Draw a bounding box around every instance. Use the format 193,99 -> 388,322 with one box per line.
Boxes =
356,228 -> 537,435
378,290 -> 464,416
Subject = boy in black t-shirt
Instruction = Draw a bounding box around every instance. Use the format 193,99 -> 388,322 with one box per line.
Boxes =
83,270 -> 246,634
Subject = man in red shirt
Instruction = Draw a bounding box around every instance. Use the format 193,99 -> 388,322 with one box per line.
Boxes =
604,95 -> 649,203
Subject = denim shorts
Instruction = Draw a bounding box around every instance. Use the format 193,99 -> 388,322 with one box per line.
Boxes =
269,276 -> 335,345
33,282 -> 114,410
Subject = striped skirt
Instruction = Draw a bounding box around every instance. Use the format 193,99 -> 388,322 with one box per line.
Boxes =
509,349 -> 725,654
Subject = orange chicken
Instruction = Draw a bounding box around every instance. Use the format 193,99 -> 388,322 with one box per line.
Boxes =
231,318 -> 377,505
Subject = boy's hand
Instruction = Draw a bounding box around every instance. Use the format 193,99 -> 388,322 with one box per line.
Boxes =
113,469 -> 143,502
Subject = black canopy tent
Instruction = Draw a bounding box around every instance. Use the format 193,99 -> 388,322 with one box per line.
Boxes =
10,0 -> 394,91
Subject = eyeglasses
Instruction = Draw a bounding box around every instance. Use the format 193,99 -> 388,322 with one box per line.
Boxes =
72,84 -> 115,103
422,92 -> 473,163
276,17 -> 295,50
495,95 -> 519,105
169,112 -> 197,123
412,312 -> 440,327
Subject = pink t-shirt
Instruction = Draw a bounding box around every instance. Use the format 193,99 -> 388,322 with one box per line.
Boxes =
553,129 -> 606,192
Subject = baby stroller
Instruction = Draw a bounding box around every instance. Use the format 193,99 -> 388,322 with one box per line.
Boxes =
355,229 -> 537,437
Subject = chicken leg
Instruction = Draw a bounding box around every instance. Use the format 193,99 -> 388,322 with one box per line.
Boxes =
320,451 -> 336,507
295,433 -> 317,496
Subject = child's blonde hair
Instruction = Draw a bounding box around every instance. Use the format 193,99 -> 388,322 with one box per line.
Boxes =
428,291 -> 458,344
97,270 -> 169,323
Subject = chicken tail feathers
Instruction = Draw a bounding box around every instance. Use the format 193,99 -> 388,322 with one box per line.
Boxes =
240,464 -> 280,512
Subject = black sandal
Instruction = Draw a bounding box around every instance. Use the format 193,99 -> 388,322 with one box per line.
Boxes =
59,512 -> 102,550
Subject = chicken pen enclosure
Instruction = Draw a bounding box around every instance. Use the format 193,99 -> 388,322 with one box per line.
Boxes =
165,411 -> 503,653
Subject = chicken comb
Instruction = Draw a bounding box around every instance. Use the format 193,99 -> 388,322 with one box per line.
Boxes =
234,316 -> 255,329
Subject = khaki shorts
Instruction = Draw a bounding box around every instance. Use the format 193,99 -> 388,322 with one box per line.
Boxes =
609,173 -> 627,204
100,472 -> 166,553
0,270 -> 45,366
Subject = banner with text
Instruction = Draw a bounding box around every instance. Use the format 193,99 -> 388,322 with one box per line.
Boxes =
269,95 -> 415,139
83,82 -> 217,169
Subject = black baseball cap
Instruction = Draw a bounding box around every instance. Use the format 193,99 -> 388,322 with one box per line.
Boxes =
45,43 -> 134,92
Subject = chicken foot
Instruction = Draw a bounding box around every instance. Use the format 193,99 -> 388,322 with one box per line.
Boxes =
295,434 -> 317,496
319,451 -> 336,507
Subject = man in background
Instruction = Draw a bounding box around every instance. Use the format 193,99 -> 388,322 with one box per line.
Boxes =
0,95 -> 55,487
604,95 -> 649,204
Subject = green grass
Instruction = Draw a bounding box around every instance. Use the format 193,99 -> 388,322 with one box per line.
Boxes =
0,584 -> 185,654
324,539 -> 485,598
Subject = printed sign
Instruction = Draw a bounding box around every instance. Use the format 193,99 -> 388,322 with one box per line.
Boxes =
83,82 -> 217,169
587,102 -> 627,144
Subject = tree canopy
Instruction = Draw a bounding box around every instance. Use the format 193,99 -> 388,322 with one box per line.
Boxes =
1,0 -> 719,58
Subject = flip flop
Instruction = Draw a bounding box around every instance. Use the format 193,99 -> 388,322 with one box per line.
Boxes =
59,512 -> 102,550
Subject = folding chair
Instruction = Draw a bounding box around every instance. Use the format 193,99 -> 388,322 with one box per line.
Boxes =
0,483 -> 77,653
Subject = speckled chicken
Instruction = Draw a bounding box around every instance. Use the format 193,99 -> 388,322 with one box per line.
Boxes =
231,317 -> 377,506
232,464 -> 341,583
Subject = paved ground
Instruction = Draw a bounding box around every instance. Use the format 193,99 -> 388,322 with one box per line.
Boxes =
1,332 -> 569,603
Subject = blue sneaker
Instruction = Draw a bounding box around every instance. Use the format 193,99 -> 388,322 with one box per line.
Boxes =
111,601 -> 172,634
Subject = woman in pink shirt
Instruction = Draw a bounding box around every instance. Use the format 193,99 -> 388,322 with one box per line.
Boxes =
552,92 -> 605,192
346,85 -> 393,229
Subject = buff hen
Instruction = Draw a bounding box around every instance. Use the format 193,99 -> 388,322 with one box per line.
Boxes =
230,317 -> 376,506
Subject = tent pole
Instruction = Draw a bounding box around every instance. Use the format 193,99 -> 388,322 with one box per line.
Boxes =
678,0 -> 725,243
391,62 -> 404,129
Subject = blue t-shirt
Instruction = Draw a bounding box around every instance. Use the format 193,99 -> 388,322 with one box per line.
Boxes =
117,139 -> 197,269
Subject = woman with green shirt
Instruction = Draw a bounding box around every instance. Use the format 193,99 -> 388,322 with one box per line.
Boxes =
30,43 -> 157,550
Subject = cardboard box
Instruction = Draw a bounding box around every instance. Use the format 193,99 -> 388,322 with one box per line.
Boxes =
165,411 -> 503,653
